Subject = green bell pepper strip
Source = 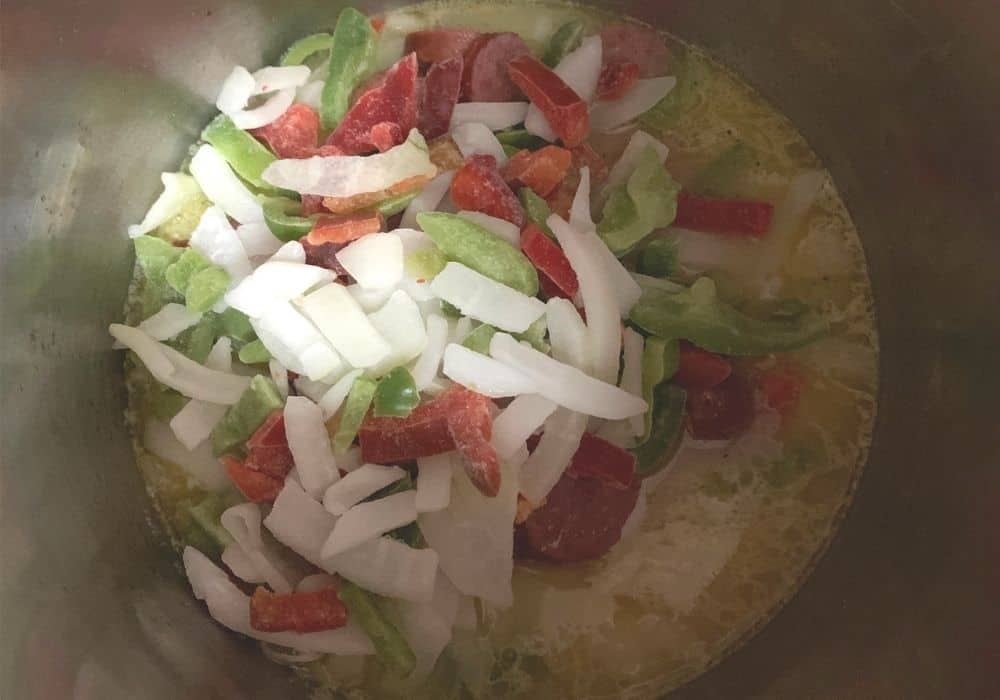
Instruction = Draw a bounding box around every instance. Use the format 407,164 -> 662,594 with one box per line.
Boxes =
237,338 -> 272,365
515,316 -> 549,353
337,580 -> 416,678
373,367 -> 419,418
496,128 -> 547,151
439,300 -> 462,319
171,313 -> 219,364
598,146 -> 680,256
201,114 -> 278,191
280,32 -> 334,66
211,375 -> 284,456
133,236 -> 184,317
631,383 -> 686,477
461,324 -> 497,355
333,376 -> 376,454
261,197 -> 319,242
219,307 -> 257,344
688,142 -> 754,198
165,248 -> 212,295
185,266 -> 230,313
186,494 -> 236,554
403,247 -> 447,281
637,337 -> 678,444
637,238 -> 680,279
639,48 -> 710,132
629,277 -> 829,356
370,190 -> 418,217
321,8 -> 377,130
543,19 -> 585,67
416,212 -> 539,296
519,187 -> 555,238
148,384 -> 188,422
501,143 -> 521,159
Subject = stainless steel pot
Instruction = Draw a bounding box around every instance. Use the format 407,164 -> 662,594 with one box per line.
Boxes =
2,1 -> 996,697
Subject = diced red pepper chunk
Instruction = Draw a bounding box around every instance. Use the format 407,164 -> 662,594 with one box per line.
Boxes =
520,224 -> 579,298
250,104 -> 322,159
673,342 -> 733,391
306,211 -> 384,246
222,456 -> 284,504
450,154 -> 526,227
418,56 -> 464,140
506,55 -> 590,148
537,270 -> 571,301
245,410 -> 295,478
249,587 -> 348,633
686,373 -> 756,441
757,366 -> 802,416
404,28 -> 481,66
448,415 -> 501,497
596,61 -> 640,101
502,145 -> 572,197
327,53 -> 419,155
565,432 -> 637,489
674,191 -> 774,237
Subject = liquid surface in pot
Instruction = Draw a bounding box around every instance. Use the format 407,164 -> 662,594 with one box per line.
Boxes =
121,2 -> 878,698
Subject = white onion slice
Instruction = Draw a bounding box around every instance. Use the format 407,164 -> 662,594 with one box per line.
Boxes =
450,102 -> 529,131
284,396 -> 339,500
215,65 -> 255,114
264,479 -> 336,567
430,262 -> 546,333
269,358 -> 289,398
547,215 -> 620,382
190,145 -> 264,224
221,503 -> 297,593
569,165 -> 595,233
323,535 -> 438,602
262,129 -> 437,198
418,460 -> 518,607
601,129 -> 670,200
489,332 -> 647,419
322,464 -> 407,516
169,398 -> 227,450
415,453 -> 455,513
450,122 -> 507,165
449,316 -> 473,345
394,227 -> 434,254
143,420 -> 229,491
268,240 -> 306,264
455,210 -> 520,247
400,171 -> 455,230
546,297 -> 590,372
137,303 -> 202,341
411,313 -> 449,391
590,76 -> 678,132
221,543 -> 262,584
621,328 -> 646,437
252,65 -> 311,94
367,289 -> 428,376
128,173 -> 201,238
518,407 -> 588,504
346,283 -> 395,313
398,597 -> 453,679
337,446 -> 364,473
336,233 -> 404,290
237,221 -> 284,258
300,284 -> 392,369
297,573 -> 338,593
230,88 -> 295,130
182,548 -> 374,655
317,369 -> 363,421
205,337 -> 232,372
189,206 -> 253,286
320,491 -> 418,558
254,301 -> 346,381
491,394 -> 558,460
525,35 -> 603,141
110,324 -> 251,404
226,260 -> 334,318
442,343 -> 538,398
297,80 -> 325,110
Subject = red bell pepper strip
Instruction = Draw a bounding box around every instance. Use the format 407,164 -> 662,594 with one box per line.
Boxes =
502,145 -> 573,197
506,54 -> 590,148
537,270 -> 570,300
565,432 -> 637,489
448,413 -> 501,497
757,366 -> 802,416
674,191 -> 774,237
417,56 -> 463,141
222,456 -> 284,504
672,342 -> 733,391
306,211 -> 384,245
596,61 -> 640,101
450,154 -> 526,227
245,410 -> 295,478
520,224 -> 579,298
249,587 -> 349,633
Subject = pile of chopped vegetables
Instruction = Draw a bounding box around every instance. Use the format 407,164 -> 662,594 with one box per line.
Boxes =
112,8 -> 830,681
